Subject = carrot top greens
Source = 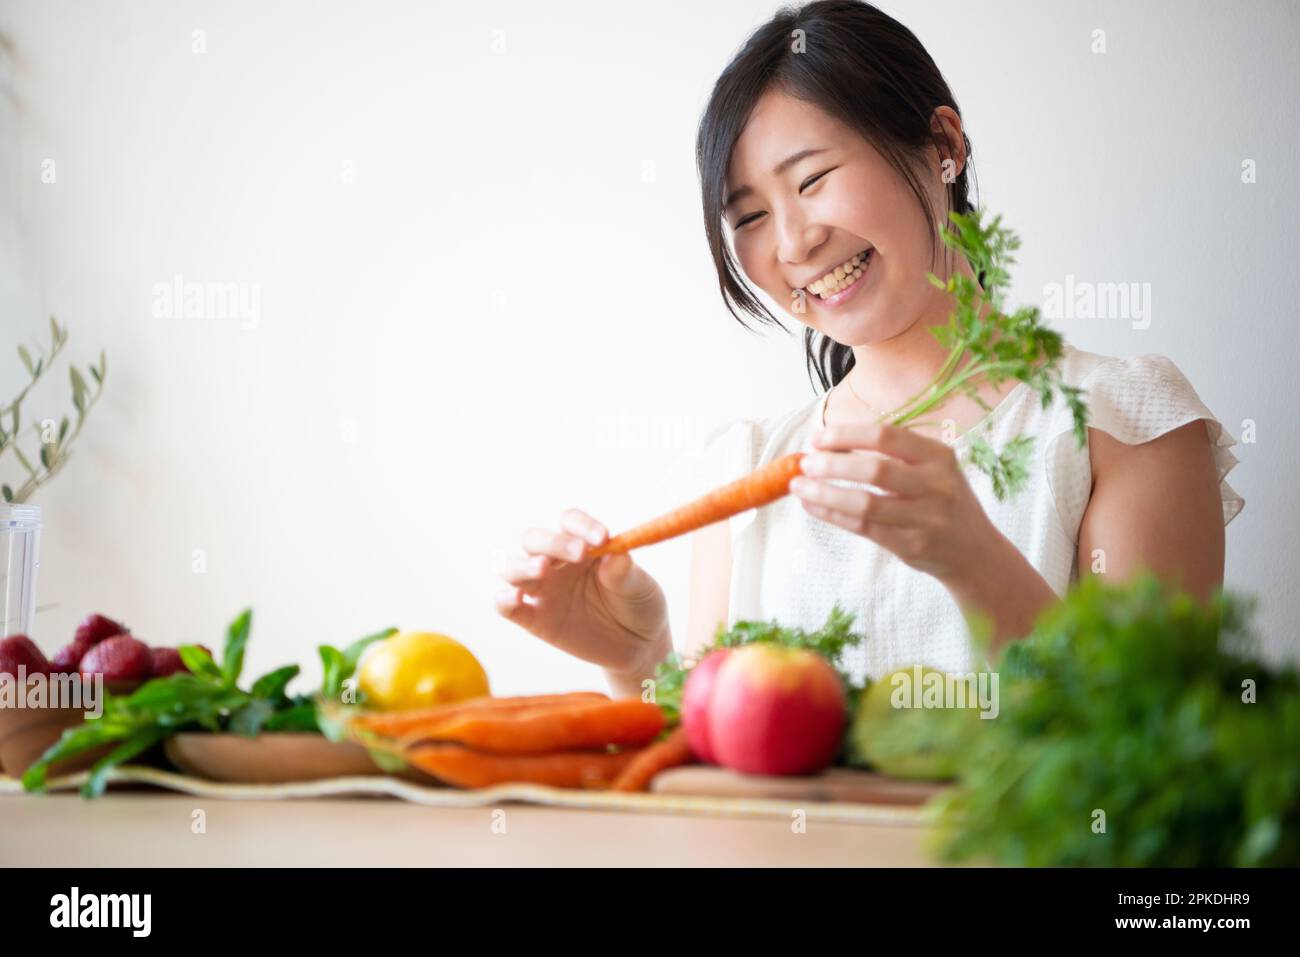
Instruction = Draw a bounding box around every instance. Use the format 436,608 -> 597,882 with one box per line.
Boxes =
886,207 -> 1089,500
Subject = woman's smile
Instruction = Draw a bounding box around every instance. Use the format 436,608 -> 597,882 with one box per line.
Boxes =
800,246 -> 876,309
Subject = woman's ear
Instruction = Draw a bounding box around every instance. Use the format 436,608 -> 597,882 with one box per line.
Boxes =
929,106 -> 966,181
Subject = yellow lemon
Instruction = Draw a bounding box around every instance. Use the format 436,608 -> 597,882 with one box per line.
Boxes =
357,632 -> 490,712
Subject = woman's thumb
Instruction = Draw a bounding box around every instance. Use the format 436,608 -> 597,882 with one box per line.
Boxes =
597,552 -> 637,593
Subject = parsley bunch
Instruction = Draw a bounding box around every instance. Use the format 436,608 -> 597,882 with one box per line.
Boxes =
928,573 -> 1300,866
884,207 -> 1089,500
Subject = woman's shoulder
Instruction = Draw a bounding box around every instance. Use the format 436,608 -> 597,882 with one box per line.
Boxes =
1044,342 -> 1246,529
1058,343 -> 1200,400
1055,343 -> 1225,444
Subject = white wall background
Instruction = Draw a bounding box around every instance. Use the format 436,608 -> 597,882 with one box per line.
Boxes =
1,0 -> 1295,690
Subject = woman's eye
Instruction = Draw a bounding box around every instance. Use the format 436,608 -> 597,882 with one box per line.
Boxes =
800,170 -> 831,192
734,170 -> 834,229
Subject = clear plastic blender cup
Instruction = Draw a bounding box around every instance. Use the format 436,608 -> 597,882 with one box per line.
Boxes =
1,504 -> 42,638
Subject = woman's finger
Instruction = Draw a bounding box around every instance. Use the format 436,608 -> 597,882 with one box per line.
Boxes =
799,449 -> 929,496
801,502 -> 918,555
520,525 -> 589,563
811,421 -> 950,464
497,553 -> 554,591
559,508 -> 607,547
790,477 -> 913,527
493,586 -> 537,628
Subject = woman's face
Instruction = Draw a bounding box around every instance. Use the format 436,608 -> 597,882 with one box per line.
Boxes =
723,88 -> 958,346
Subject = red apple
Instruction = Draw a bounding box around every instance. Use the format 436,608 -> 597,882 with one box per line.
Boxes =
706,644 -> 847,776
681,648 -> 732,764
0,634 -> 50,677
79,635 -> 152,682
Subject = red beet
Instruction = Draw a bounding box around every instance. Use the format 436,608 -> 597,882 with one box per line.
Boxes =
0,634 -> 51,677
73,613 -> 127,647
148,647 -> 188,678
78,635 -> 152,682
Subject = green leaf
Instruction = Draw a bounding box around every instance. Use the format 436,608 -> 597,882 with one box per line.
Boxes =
318,645 -> 347,700
70,364 -> 87,400
12,444 -> 36,478
221,609 -> 253,686
251,664 -> 300,701
265,700 -> 321,733
342,627 -> 397,672
17,344 -> 34,376
228,698 -> 277,737
82,727 -> 168,799
321,626 -> 398,698
22,721 -> 133,792
1,485 -> 11,503
58,416 -> 69,444
178,644 -> 223,681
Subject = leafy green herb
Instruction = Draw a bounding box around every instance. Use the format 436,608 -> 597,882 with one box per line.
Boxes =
652,603 -> 867,723
1,316 -> 108,503
21,611 -> 396,798
926,573 -> 1300,866
873,208 -> 1089,501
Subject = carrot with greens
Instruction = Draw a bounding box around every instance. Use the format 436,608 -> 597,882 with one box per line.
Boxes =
405,743 -> 642,789
352,692 -> 608,739
610,726 -> 695,792
392,698 -> 665,753
588,452 -> 806,557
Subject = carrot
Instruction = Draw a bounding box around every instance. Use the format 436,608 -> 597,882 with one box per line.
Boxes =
395,698 -> 665,753
353,692 -> 609,739
610,726 -> 695,792
405,743 -> 642,790
588,452 -> 806,557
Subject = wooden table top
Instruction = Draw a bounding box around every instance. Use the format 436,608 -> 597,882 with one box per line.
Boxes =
0,791 -> 936,866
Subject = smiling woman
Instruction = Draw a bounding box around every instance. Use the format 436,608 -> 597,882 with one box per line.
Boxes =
495,0 -> 1246,697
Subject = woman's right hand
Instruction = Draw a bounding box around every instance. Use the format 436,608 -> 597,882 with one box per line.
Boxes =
493,508 -> 671,677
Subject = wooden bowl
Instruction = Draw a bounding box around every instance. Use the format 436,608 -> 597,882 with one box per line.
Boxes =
0,675 -> 142,778
163,732 -> 392,784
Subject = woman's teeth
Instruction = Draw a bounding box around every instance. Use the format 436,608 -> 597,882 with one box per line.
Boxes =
807,249 -> 871,299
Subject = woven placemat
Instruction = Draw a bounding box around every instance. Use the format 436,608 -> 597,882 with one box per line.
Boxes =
0,766 -> 935,827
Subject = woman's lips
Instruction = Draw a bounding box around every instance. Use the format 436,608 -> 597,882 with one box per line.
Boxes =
807,248 -> 874,309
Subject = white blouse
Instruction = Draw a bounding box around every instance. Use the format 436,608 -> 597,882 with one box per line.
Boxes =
689,345 -> 1246,684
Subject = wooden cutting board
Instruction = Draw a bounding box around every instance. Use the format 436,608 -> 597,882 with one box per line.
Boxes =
650,766 -> 948,807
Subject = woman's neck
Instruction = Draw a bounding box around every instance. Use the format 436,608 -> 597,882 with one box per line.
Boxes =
839,256 -> 988,414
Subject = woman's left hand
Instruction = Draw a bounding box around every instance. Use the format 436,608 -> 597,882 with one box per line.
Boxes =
789,422 -> 1004,587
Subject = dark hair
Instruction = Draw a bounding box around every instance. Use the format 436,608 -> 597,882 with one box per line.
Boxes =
695,0 -> 979,392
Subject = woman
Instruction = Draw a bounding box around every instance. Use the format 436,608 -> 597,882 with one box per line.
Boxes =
493,1 -> 1244,696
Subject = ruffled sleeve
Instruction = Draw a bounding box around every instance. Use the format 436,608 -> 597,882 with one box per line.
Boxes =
1045,353 -> 1246,539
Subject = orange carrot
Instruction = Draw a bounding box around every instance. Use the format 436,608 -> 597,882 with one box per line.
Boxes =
353,692 -> 609,739
588,452 -> 806,557
610,726 -> 695,792
405,744 -> 642,789
395,698 -> 665,753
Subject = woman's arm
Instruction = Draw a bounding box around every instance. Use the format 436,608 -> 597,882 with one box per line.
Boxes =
947,420 -> 1226,656
792,417 -> 1228,659
1076,419 -> 1225,601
